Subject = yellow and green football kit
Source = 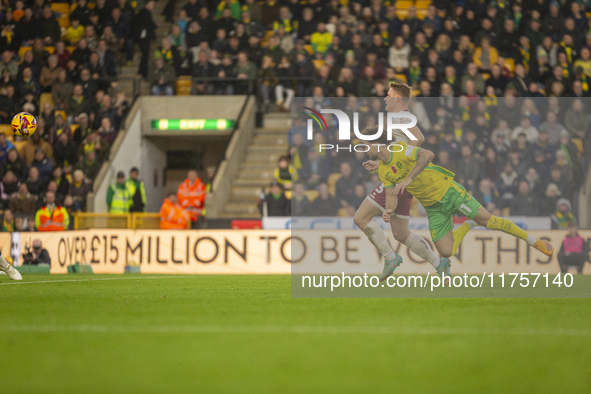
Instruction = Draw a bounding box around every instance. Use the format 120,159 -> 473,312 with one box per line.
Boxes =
378,142 -> 482,242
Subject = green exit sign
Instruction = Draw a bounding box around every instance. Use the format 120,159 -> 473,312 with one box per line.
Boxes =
151,119 -> 236,131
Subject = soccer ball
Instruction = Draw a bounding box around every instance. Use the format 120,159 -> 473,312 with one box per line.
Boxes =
11,112 -> 37,138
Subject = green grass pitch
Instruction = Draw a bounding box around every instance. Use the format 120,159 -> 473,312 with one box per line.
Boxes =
1,274 -> 590,393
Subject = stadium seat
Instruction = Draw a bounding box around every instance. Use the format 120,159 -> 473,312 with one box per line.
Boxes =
176,77 -> 192,95
70,124 -> 79,136
305,190 -> 318,202
572,138 -> 584,155
13,140 -> 27,152
397,1 -> 413,10
482,73 -> 490,81
55,110 -> 67,120
416,9 -> 428,19
304,45 -> 314,55
261,30 -> 275,47
0,124 -> 12,137
395,73 -> 407,83
416,0 -> 432,9
66,46 -> 76,54
52,3 -> 71,28
396,9 -> 409,19
284,190 -> 292,199
57,16 -> 70,29
40,93 -> 54,110
327,173 -> 342,196
312,59 -> 325,70
504,58 -> 515,77
18,46 -> 32,59
411,89 -> 420,97
337,208 -> 349,217
50,3 -> 70,15
45,46 -> 55,54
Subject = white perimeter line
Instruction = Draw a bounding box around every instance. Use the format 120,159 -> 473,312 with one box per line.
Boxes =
0,276 -> 194,286
2,325 -> 590,337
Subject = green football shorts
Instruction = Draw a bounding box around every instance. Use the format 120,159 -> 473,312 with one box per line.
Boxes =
424,181 -> 482,242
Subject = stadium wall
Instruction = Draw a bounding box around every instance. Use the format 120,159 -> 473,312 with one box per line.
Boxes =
206,96 -> 256,218
88,96 -> 251,213
89,104 -> 153,213
578,166 -> 591,229
1,230 -> 589,275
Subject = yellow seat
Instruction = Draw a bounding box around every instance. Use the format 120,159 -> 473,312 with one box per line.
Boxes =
312,59 -> 325,70
0,124 -> 12,137
305,190 -> 319,202
176,77 -> 192,96
417,9 -> 428,19
261,30 -> 275,47
572,137 -> 584,154
504,58 -> 515,77
18,46 -> 32,59
284,190 -> 292,199
40,93 -> 54,110
482,73 -> 490,81
396,9 -> 409,19
327,173 -> 341,196
416,0 -> 432,9
304,45 -> 314,55
66,46 -> 76,54
411,89 -> 420,97
394,73 -> 407,83
51,3 -> 70,14
337,208 -> 350,217
397,1 -> 413,9
55,110 -> 67,120
45,46 -> 55,54
58,16 -> 70,29
13,140 -> 27,152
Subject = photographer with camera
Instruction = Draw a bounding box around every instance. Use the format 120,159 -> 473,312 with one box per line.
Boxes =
22,239 -> 51,266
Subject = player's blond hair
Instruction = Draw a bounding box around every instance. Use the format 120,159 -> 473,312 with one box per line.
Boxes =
389,82 -> 412,98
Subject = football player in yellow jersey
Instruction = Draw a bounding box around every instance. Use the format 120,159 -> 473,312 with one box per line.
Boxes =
362,126 -> 554,272
353,83 -> 444,282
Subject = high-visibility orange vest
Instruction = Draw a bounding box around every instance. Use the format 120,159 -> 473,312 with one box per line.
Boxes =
35,205 -> 69,231
160,198 -> 191,229
177,178 -> 206,220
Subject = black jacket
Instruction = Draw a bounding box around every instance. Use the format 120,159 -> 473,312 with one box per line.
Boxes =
131,8 -> 156,42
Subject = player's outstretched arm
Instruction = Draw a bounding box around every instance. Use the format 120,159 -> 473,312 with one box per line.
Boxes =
362,160 -> 379,172
407,125 -> 425,147
392,148 -> 434,195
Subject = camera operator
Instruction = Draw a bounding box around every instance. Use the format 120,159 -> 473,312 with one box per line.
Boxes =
23,239 -> 51,266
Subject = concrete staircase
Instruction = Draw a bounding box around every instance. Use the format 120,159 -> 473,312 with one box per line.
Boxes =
115,1 -> 171,100
218,113 -> 290,219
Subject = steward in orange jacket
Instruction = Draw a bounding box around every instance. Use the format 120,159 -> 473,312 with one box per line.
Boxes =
35,192 -> 69,231
160,193 -> 191,229
176,170 -> 206,221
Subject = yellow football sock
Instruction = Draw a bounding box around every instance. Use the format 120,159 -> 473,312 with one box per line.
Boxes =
486,216 -> 529,241
452,222 -> 472,255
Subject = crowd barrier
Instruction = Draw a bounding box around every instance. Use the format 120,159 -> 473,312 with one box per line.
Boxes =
0,229 -> 589,275
73,213 -> 190,230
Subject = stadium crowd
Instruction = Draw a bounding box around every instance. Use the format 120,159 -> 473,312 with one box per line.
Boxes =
0,0 -> 139,232
128,0 -> 591,227
172,0 -> 591,227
